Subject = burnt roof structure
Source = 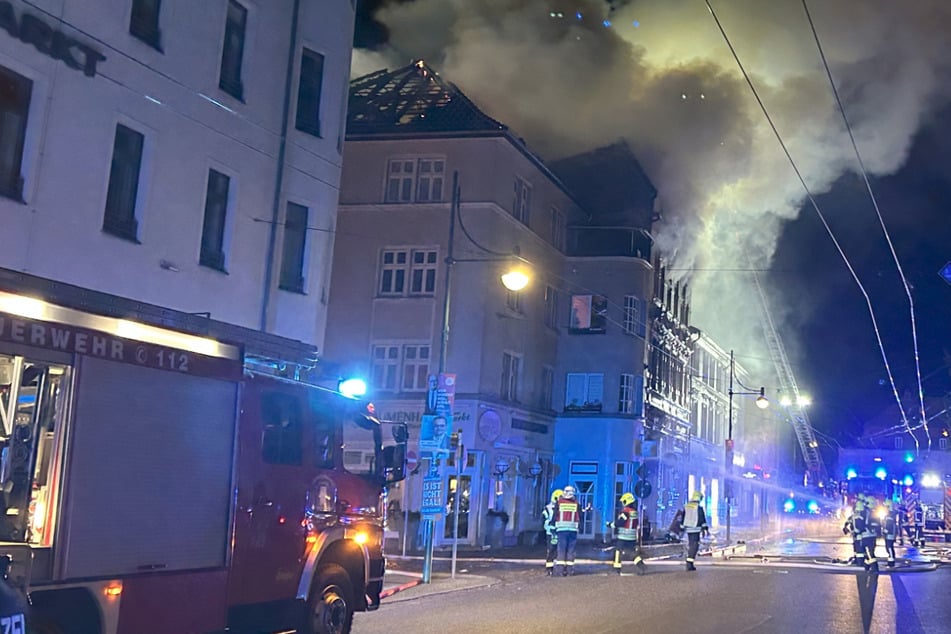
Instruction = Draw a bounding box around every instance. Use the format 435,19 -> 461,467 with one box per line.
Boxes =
347,60 -> 507,138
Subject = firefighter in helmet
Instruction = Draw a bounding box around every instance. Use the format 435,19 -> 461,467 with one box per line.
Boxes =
550,485 -> 590,576
853,498 -> 879,572
681,491 -> 709,571
843,500 -> 864,566
911,500 -> 925,548
607,492 -> 647,575
882,499 -> 900,568
542,489 -> 564,576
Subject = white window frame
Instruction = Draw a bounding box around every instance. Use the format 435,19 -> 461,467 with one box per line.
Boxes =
384,156 -> 446,203
512,176 -> 531,225
565,373 -> 604,412
619,373 -> 635,414
501,352 -> 521,402
371,343 -> 431,392
623,295 -> 639,335
378,247 -> 438,296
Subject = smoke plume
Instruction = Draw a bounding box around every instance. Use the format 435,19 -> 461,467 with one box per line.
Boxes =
355,0 -> 951,380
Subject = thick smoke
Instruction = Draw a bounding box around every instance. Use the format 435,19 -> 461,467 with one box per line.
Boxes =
355,0 -> 951,379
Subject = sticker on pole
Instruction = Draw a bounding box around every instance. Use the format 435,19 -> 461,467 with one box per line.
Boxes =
421,475 -> 444,517
634,480 -> 652,499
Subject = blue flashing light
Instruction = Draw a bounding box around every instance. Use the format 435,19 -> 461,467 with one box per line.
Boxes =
783,499 -> 796,513
603,20 -> 612,28
633,20 -> 640,27
807,500 -> 819,514
875,467 -> 887,480
905,453 -> 915,463
873,457 -> 882,462
338,377 -> 367,399
903,475 -> 914,487
576,12 -> 583,20
846,468 -> 857,480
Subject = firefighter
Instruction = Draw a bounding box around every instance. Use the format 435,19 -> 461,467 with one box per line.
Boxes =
882,499 -> 900,568
854,499 -> 879,572
894,500 -> 907,546
681,491 -> 708,571
0,556 -> 27,632
607,492 -> 647,576
542,489 -> 563,576
911,500 -> 925,548
550,485 -> 589,576
842,502 -> 864,566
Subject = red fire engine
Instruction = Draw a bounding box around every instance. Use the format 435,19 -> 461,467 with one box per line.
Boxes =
0,288 -> 406,633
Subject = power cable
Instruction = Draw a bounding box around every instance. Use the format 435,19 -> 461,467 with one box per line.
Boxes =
800,0 -> 930,450
704,0 -> 915,452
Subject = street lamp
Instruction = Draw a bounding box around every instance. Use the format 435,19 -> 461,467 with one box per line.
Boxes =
725,350 -> 769,544
422,171 -> 533,583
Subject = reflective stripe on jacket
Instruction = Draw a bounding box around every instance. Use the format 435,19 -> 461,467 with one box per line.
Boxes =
682,502 -> 707,534
554,498 -> 580,532
616,505 -> 639,541
542,504 -> 555,536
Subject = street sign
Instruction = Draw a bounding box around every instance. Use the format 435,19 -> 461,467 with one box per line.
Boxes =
940,261 -> 951,287
421,474 -> 444,517
634,480 -> 652,499
633,461 -> 646,479
406,451 -> 418,472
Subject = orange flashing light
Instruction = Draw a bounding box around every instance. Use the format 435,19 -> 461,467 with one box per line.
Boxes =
104,584 -> 123,598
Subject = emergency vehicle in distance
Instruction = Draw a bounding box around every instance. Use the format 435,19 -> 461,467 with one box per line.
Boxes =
0,288 -> 406,634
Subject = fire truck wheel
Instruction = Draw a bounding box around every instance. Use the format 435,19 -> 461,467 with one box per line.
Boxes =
307,564 -> 354,634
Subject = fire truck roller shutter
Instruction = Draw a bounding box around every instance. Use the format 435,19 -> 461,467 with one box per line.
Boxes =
60,357 -> 238,579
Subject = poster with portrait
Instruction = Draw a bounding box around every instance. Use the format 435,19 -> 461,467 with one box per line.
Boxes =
420,413 -> 453,457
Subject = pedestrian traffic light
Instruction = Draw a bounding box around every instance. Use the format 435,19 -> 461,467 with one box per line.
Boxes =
449,431 -> 460,450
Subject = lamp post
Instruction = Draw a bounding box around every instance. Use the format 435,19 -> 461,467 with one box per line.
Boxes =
421,172 -> 531,583
725,350 -> 769,544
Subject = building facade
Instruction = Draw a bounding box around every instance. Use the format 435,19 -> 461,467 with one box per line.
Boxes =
1,0 -> 355,348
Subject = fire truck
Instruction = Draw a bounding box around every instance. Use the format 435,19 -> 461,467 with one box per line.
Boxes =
0,287 -> 406,633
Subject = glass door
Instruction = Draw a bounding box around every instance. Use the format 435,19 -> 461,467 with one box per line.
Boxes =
437,450 -> 481,546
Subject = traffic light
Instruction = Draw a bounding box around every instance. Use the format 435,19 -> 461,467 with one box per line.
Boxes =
449,431 -> 460,451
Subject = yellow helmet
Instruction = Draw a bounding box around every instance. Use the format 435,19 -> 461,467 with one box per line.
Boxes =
551,489 -> 564,503
620,492 -> 635,506
690,491 -> 703,503
854,500 -> 865,512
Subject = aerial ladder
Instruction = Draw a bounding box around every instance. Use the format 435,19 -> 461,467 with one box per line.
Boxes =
750,270 -> 828,487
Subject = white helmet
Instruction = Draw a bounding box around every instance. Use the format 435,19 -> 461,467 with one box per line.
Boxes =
563,485 -> 576,498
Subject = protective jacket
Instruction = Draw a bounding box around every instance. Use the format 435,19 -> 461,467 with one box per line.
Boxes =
912,505 -> 924,527
853,508 -> 875,539
613,504 -> 639,542
682,501 -> 708,534
542,503 -> 555,537
552,496 -> 581,532
883,508 -> 899,539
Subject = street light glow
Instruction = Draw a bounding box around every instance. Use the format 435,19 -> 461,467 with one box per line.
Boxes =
500,268 -> 530,291
755,388 -> 769,409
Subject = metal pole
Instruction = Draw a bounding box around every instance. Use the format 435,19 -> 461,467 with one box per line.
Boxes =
423,171 -> 459,584
451,443 -> 463,579
726,350 -> 734,545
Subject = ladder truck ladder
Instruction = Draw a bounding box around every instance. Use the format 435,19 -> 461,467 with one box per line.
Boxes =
750,270 -> 828,486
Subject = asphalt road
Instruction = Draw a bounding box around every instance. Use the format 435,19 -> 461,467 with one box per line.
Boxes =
354,536 -> 951,634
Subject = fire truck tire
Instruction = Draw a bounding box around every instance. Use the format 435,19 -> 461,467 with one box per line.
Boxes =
306,564 -> 354,634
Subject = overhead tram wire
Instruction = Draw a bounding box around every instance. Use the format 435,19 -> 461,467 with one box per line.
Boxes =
703,0 -> 916,453
800,0 -> 931,450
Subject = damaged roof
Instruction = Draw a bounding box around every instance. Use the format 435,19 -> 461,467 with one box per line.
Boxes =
347,60 -> 507,137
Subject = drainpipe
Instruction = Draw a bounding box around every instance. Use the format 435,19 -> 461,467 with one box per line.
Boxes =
259,0 -> 301,331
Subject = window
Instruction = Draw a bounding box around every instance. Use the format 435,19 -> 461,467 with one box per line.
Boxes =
295,48 -> 324,136
103,124 -> 144,241
940,437 -> 948,451
893,436 -> 903,449
506,290 -> 521,313
384,157 -> 445,203
401,344 -> 430,391
411,250 -> 438,294
544,285 -> 558,328
623,295 -> 639,335
219,0 -> 247,100
619,373 -> 635,414
550,207 -> 565,251
569,295 -> 608,334
501,352 -> 520,402
0,65 -> 32,201
199,169 -> 230,270
130,0 -> 162,50
313,412 -> 335,469
540,366 -> 554,410
565,373 -> 603,412
261,392 -> 302,465
279,202 -> 308,293
372,343 -> 431,392
512,177 -> 531,225
416,158 -> 444,202
378,248 -> 437,296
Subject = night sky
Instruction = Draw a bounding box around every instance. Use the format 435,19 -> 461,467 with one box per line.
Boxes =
353,1 -> 951,450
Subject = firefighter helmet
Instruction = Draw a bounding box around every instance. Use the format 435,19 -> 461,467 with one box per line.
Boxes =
551,489 -> 565,503
564,485 -> 577,498
620,492 -> 635,506
690,491 -> 703,503
854,500 -> 865,512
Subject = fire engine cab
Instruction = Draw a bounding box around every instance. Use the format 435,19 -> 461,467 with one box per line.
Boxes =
0,286 -> 405,634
